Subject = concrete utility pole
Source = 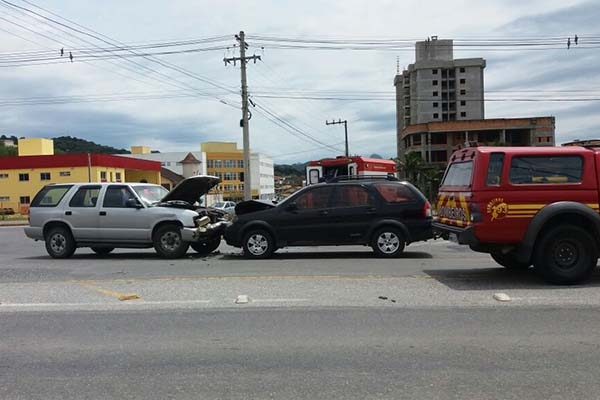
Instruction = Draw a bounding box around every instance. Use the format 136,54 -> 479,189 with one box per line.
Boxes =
223,31 -> 261,200
326,119 -> 349,157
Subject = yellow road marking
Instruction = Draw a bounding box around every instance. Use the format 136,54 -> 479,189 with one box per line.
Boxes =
75,281 -> 140,301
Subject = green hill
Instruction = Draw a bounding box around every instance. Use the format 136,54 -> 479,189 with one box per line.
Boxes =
52,136 -> 129,154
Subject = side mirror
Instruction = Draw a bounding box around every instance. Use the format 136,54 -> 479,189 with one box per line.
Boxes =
126,198 -> 143,209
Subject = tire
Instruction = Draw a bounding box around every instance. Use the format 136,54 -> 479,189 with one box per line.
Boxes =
490,252 -> 530,270
371,227 -> 405,258
533,225 -> 598,285
242,229 -> 275,259
45,226 -> 76,259
91,247 -> 114,256
190,238 -> 221,255
153,224 -> 190,259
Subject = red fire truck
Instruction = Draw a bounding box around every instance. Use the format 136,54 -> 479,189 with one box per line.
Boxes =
305,156 -> 397,185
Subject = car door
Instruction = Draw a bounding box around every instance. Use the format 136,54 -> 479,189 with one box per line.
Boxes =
275,185 -> 335,245
326,184 -> 378,243
63,185 -> 101,240
99,185 -> 151,242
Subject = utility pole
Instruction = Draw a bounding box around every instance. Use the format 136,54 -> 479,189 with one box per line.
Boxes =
326,119 -> 349,157
223,31 -> 261,200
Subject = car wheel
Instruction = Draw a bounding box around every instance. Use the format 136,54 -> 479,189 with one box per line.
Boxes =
242,229 -> 275,259
533,225 -> 597,285
190,238 -> 221,255
371,227 -> 405,258
45,226 -> 76,259
153,225 -> 190,259
91,247 -> 115,256
490,252 -> 530,270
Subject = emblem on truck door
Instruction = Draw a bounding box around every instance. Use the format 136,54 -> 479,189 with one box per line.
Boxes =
487,198 -> 508,221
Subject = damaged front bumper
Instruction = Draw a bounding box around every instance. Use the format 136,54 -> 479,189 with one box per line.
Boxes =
181,217 -> 232,243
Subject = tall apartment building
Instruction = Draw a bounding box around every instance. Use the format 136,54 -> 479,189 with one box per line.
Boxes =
394,37 -> 486,160
394,37 -> 555,165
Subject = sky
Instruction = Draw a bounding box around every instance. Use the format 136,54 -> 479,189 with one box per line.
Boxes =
0,0 -> 598,163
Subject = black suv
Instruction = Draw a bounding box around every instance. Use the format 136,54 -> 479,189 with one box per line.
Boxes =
224,177 -> 433,258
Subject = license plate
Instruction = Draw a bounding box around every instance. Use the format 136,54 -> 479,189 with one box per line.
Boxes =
448,233 -> 458,243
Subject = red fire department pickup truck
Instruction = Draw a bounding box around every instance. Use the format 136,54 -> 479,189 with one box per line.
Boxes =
433,145 -> 600,284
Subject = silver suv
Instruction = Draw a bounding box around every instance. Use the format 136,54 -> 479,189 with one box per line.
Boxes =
25,176 -> 230,259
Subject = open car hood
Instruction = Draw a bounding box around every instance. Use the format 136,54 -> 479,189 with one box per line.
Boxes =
160,175 -> 220,204
235,199 -> 277,215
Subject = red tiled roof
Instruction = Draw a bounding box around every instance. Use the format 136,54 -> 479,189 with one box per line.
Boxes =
0,153 -> 161,171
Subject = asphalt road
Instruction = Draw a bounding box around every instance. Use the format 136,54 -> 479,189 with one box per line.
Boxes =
3,307 -> 600,400
5,226 -> 600,399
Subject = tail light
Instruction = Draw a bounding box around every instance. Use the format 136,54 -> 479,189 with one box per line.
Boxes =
469,202 -> 482,222
423,201 -> 432,218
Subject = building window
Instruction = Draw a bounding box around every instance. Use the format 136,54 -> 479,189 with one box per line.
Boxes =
460,78 -> 466,84
460,100 -> 466,106
19,173 -> 29,182
433,113 -> 439,119
207,160 -> 214,168
0,196 -> 9,201
100,171 -> 107,182
59,171 -> 71,177
432,80 -> 438,86
433,102 -> 438,107
459,67 -> 465,73
237,160 -> 244,168
40,172 -> 51,181
460,89 -> 466,95
0,173 -> 8,179
460,112 -> 467,117
19,196 -> 30,204
214,160 -> 222,168
116,172 -> 122,182
433,91 -> 438,97
432,69 -> 438,75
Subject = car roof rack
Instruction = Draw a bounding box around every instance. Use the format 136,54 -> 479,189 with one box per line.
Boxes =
321,175 -> 399,183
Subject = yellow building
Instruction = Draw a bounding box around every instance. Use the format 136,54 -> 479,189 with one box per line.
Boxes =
201,142 -> 253,201
0,138 -> 161,214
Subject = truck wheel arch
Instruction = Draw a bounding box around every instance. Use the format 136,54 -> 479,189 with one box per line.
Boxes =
517,202 -> 600,263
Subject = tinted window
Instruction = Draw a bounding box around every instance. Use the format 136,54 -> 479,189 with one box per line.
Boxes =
30,185 -> 73,207
486,153 -> 504,186
509,156 -> 583,184
295,187 -> 333,209
441,161 -> 473,186
334,185 -> 372,207
103,186 -> 136,208
374,183 -> 415,203
69,186 -> 101,207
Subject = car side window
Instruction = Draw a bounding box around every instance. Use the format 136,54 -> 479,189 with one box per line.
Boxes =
69,186 -> 101,208
486,153 -> 504,186
103,186 -> 135,208
334,185 -> 373,207
295,187 -> 333,209
374,183 -> 415,203
509,156 -> 583,184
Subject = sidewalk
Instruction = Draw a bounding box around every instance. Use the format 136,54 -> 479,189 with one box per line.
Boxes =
0,219 -> 28,226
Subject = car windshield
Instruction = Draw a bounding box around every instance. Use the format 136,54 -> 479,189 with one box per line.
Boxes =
211,202 -> 225,208
132,185 -> 169,206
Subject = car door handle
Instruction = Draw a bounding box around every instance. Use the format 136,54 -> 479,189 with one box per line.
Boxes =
99,211 -> 107,216
319,210 -> 329,216
366,207 -> 377,214
65,211 -> 72,216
